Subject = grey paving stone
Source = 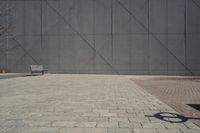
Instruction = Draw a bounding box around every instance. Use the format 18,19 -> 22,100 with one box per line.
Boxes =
156,129 -> 182,133
109,109 -> 126,114
148,117 -> 166,123
0,127 -> 8,133
133,129 -> 157,133
183,122 -> 200,130
129,117 -> 150,123
109,117 -> 129,123
97,122 -> 119,128
162,123 -> 188,129
84,128 -> 107,133
23,120 -> 51,127
108,128 -> 132,133
88,117 -> 109,122
119,122 -> 142,128
93,109 -> 109,113
180,129 -> 200,133
52,121 -> 76,127
100,112 -> 117,117
74,122 -> 97,128
142,122 -> 166,129
59,128 -> 84,133
0,120 -> 20,127
6,127 -> 59,133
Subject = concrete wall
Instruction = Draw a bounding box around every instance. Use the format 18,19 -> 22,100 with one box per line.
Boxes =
0,0 -> 200,75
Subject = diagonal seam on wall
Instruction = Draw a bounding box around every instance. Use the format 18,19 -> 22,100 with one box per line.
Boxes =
0,31 -> 40,70
43,0 -> 77,36
116,0 -> 195,75
6,0 -> 77,70
5,0 -> 41,66
14,1 -> 77,67
10,38 -> 41,67
7,33 -> 40,69
1,0 -> 40,70
46,1 -> 119,74
97,0 -> 149,54
191,0 -> 200,9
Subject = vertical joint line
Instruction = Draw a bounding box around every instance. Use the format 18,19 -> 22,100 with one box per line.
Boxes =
40,0 -> 43,49
111,0 -> 114,65
93,0 -> 96,72
23,1 -> 26,68
6,1 -> 9,70
93,0 -> 96,49
166,0 -> 169,74
58,0 -> 61,71
184,0 -> 187,73
148,0 -> 150,74
129,0 -> 132,73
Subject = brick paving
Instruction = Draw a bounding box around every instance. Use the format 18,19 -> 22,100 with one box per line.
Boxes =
134,78 -> 200,128
0,74 -> 200,133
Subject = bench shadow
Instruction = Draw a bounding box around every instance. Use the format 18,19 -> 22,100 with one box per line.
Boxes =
0,73 -> 44,80
25,74 -> 43,77
145,112 -> 200,123
0,74 -> 26,80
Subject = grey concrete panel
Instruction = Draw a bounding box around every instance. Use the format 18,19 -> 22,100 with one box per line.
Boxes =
114,0 -> 132,35
149,34 -> 168,75
42,35 -> 60,72
130,0 -> 149,33
0,54 -> 6,70
94,0 -> 111,34
42,2 -> 61,36
113,35 -> 132,74
187,0 -> 200,34
94,55 -> 113,74
149,0 -> 167,34
168,0 -> 185,34
131,34 -> 149,74
71,35 -> 95,73
130,0 -> 148,13
59,0 -> 76,16
7,37 -> 26,72
24,1 -> 41,35
0,39 -> 7,70
59,35 -> 78,73
24,36 -> 42,71
167,34 -> 187,75
1,0 -> 200,75
11,1 -> 25,36
95,35 -> 112,62
93,35 -> 113,74
186,0 -> 200,75
187,34 -> 200,75
75,0 -> 94,35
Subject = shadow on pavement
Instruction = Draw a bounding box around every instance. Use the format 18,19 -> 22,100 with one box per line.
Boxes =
145,112 -> 200,123
0,73 -> 43,80
188,104 -> 200,111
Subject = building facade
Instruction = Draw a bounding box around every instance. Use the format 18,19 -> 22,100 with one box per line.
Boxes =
0,0 -> 200,75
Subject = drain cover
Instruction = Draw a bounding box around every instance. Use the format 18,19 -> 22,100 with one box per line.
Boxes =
188,104 -> 200,111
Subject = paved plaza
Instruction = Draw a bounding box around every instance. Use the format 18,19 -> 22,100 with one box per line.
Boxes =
0,74 -> 200,133
134,78 -> 200,127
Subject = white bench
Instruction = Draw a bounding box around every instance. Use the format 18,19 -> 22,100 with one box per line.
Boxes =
30,65 -> 47,75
